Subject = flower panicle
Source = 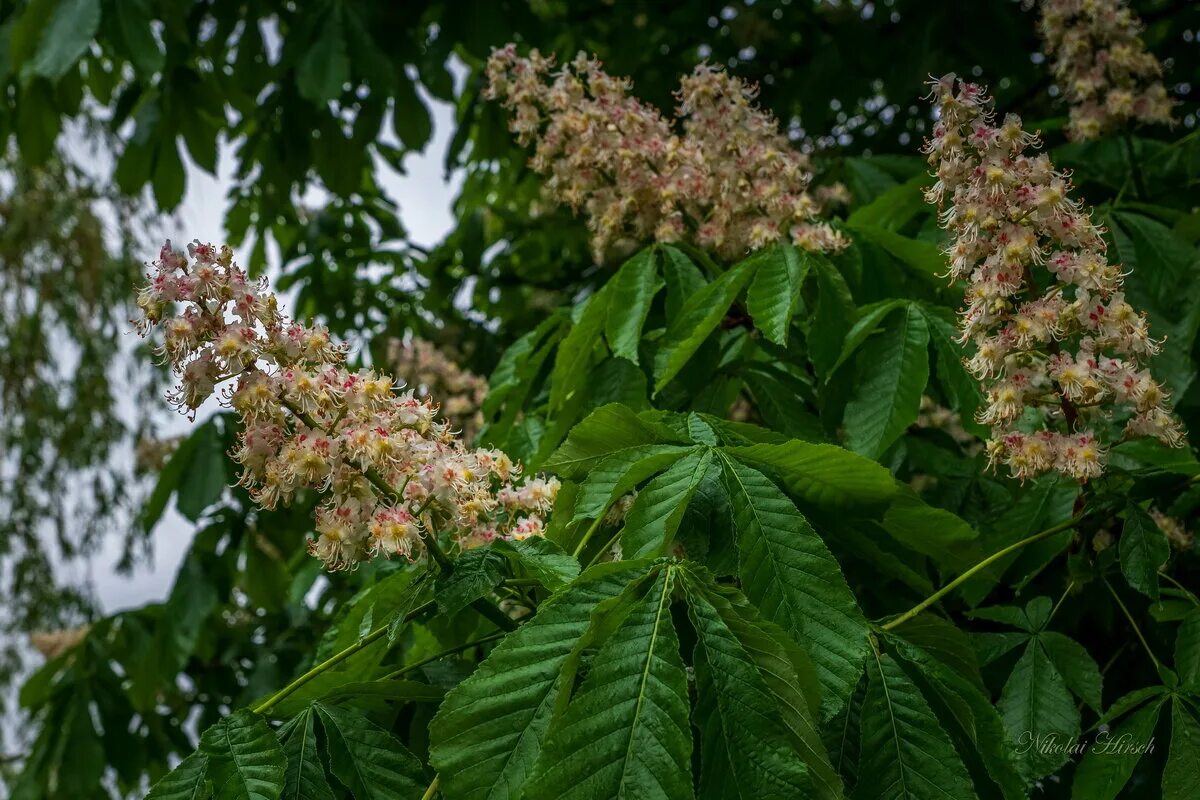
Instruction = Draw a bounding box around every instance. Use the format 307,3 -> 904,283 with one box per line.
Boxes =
923,75 -> 1184,482
134,240 -> 560,570
485,44 -> 847,262
1038,0 -> 1175,140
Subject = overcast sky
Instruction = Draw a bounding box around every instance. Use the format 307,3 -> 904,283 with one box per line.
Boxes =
87,88 -> 463,614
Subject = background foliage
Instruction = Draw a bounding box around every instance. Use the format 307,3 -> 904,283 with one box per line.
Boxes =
2,0 -> 1200,798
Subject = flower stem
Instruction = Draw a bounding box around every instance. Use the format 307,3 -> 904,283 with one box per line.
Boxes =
571,515 -> 607,559
1103,577 -> 1161,670
880,514 -> 1082,631
380,632 -> 507,682
422,775 -> 440,800
254,599 -> 436,715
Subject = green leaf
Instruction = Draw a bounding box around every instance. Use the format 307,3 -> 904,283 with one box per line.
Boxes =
27,0 -> 100,80
852,650 -> 978,800
846,224 -> 944,287
968,605 -> 1033,632
604,248 -> 661,364
828,299 -> 908,377
113,0 -> 164,77
1095,686 -> 1168,728
315,702 -> 426,799
392,75 -> 433,150
722,440 -> 896,512
621,448 -> 715,558
845,175 -> 928,231
887,636 -> 1026,800
153,137 -> 187,210
1070,698 -> 1162,800
429,562 -> 649,800
809,255 -> 857,377
525,567 -> 692,799
888,615 -> 986,695
296,7 -> 349,104
684,576 -> 815,799
570,444 -> 696,523
550,287 -> 611,412
746,244 -> 809,346
436,546 -> 507,615
881,489 -> 978,563
997,640 -> 1080,782
1176,609 -> 1200,691
492,537 -> 579,592
1163,700 -> 1200,800
1120,504 -> 1169,600
199,710 -> 287,800
279,709 -> 335,800
1039,632 -> 1103,711
722,456 -> 868,719
544,404 -> 671,479
918,304 -> 986,437
843,304 -> 929,458
146,752 -> 210,800
177,421 -> 227,521
654,258 -> 758,392
696,573 -> 844,800
660,244 -> 707,318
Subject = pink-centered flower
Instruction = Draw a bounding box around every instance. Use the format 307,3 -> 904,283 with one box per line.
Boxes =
485,45 -> 847,262
135,240 -> 559,570
924,75 -> 1184,482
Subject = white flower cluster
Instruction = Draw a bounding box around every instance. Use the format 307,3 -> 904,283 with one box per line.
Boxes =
486,45 -> 847,262
924,76 -> 1183,481
386,337 -> 487,440
135,241 -> 559,570
1038,0 -> 1175,139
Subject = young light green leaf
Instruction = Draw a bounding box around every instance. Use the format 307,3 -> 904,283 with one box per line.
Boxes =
570,444 -> 697,523
722,441 -> 896,512
997,641 -> 1081,782
199,710 -> 287,800
1039,632 -> 1103,711
145,752 -> 210,800
621,448 -> 715,558
722,456 -> 868,719
685,578 -> 815,800
746,244 -> 809,346
1120,504 -> 1169,600
843,304 -> 929,459
428,562 -> 649,800
315,702 -> 426,799
1070,698 -> 1162,800
605,248 -> 662,364
525,567 -> 692,800
852,650 -> 979,800
654,258 -> 757,392
1163,699 -> 1200,800
279,709 -> 335,800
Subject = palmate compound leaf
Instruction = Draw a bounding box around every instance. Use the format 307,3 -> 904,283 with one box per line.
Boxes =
682,569 -> 817,800
428,561 -> 651,800
523,566 -> 693,800
885,631 -> 1026,800
315,702 -> 426,799
852,649 -> 979,800
198,709 -> 287,800
720,453 -> 869,720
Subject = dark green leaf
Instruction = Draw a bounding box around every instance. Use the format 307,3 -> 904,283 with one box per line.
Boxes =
746,244 -> 808,346
843,304 -> 929,459
436,547 -> 507,615
722,440 -> 896,512
27,0 -> 100,80
296,7 -> 349,104
1163,700 -> 1200,800
1070,698 -> 1162,800
492,536 -> 580,591
604,248 -> 661,364
199,710 -> 287,800
315,702 -> 426,799
279,709 -> 335,800
1039,632 -> 1103,711
1120,504 -> 1169,600
621,448 -> 715,558
146,752 -> 210,800
997,641 -> 1080,782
